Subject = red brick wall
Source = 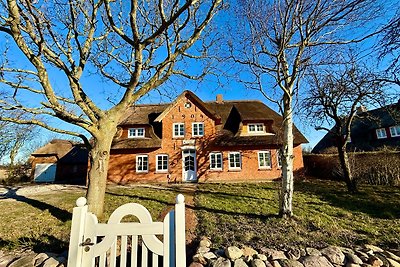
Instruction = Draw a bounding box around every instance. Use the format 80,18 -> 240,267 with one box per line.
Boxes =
108,95 -> 305,184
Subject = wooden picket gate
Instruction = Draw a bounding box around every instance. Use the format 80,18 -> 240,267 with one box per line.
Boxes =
67,194 -> 186,267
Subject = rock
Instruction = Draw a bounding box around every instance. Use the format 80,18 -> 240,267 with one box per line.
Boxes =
8,253 -> 36,267
0,255 -> 18,267
364,245 -> 384,253
287,248 -> 301,260
279,259 -> 304,267
244,255 -> 253,264
190,262 -> 205,267
355,251 -> 370,262
252,259 -> 266,267
341,247 -> 355,255
42,257 -> 62,267
203,252 -> 218,262
235,258 -> 249,267
374,253 -> 390,267
271,261 -> 282,267
193,254 -> 208,265
305,248 -> 322,256
254,254 -> 268,261
383,251 -> 400,262
226,246 -> 244,261
264,262 -> 274,267
197,246 -> 211,254
368,255 -> 383,267
242,246 -> 258,257
320,246 -> 345,265
213,257 -> 231,267
261,249 -> 287,261
199,237 -> 212,248
387,258 -> 400,267
345,264 -> 361,267
300,255 -> 334,267
345,252 -> 364,264
34,253 -> 52,267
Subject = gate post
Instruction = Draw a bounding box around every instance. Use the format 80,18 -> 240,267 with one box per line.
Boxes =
67,197 -> 88,267
175,194 -> 186,267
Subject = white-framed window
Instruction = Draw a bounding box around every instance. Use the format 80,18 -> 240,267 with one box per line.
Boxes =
173,123 -> 185,138
390,125 -> 400,137
129,128 -> 145,138
258,151 -> 272,169
136,155 -> 148,173
376,128 -> 387,139
277,150 -> 283,168
228,152 -> 241,170
248,123 -> 265,133
156,154 -> 169,172
209,152 -> 223,170
192,122 -> 204,137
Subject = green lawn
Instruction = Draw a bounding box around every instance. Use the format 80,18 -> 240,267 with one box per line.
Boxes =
0,180 -> 399,253
195,180 -> 400,250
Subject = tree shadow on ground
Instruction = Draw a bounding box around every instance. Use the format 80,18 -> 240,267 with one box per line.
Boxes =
295,180 -> 400,219
0,234 -> 68,253
1,187 -> 72,222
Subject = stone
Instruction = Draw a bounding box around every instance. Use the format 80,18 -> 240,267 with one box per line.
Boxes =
287,248 -> 301,260
383,251 -> 400,262
0,255 -> 18,267
261,249 -> 287,261
226,246 -> 244,261
345,252 -> 364,264
42,257 -> 62,267
341,247 -> 355,255
300,255 -> 334,267
271,261 -> 282,267
387,258 -> 400,267
199,237 -> 212,248
203,252 -> 218,262
252,259 -> 266,267
355,251 -> 370,263
254,254 -> 268,261
368,255 -> 383,267
364,245 -> 384,253
264,262 -> 274,267
213,257 -> 231,267
235,258 -> 249,267
8,253 -> 36,267
190,262 -> 205,267
34,253 -> 52,267
374,253 -> 390,267
345,264 -> 361,267
279,259 -> 304,267
305,248 -> 322,256
242,246 -> 258,257
193,254 -> 208,265
244,255 -> 253,264
197,246 -> 211,254
320,246 -> 345,265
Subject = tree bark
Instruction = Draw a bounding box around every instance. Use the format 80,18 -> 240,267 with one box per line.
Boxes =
86,122 -> 117,217
279,93 -> 294,218
337,144 -> 358,193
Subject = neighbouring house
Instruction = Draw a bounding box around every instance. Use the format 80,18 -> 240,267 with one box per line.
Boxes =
312,102 -> 400,154
30,139 -> 88,184
108,90 -> 308,184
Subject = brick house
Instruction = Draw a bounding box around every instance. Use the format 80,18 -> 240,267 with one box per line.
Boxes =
108,91 -> 308,183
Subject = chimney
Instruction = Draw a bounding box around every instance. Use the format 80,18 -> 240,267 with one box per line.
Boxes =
216,94 -> 223,104
356,105 -> 367,114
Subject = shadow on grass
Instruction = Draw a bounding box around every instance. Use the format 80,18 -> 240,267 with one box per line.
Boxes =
0,234 -> 68,253
295,180 -> 400,219
2,188 -> 72,222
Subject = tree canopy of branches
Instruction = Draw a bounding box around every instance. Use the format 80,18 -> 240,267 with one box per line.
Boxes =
304,60 -> 386,193
0,0 -> 222,216
230,0 -> 384,217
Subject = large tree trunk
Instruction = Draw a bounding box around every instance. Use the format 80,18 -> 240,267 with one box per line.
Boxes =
279,93 -> 294,218
86,122 -> 117,217
337,144 -> 358,193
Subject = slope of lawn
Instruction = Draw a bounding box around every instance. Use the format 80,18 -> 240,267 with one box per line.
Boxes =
195,180 -> 400,250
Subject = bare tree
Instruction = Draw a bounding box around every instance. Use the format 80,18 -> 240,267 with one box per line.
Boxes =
304,60 -> 386,193
0,0 -> 221,216
230,0 -> 384,217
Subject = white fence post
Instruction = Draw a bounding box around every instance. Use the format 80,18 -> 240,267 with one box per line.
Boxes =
175,194 -> 186,267
67,197 -> 88,267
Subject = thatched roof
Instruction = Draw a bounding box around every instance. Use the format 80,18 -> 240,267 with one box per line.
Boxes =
31,139 -> 88,163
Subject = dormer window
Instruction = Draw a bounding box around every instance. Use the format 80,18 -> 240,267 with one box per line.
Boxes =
248,123 -> 265,134
376,128 -> 387,139
390,125 -> 400,137
129,128 -> 145,138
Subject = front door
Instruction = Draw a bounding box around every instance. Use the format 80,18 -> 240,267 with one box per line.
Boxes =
182,149 -> 197,182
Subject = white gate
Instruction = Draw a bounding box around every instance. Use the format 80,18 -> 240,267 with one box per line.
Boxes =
67,194 -> 186,267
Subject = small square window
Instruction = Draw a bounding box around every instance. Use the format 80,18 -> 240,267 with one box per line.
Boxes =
156,154 -> 169,172
129,128 -> 145,138
136,155 -> 148,173
376,128 -> 387,139
228,152 -> 241,170
173,123 -> 185,138
258,151 -> 272,169
192,122 -> 204,137
210,152 -> 223,170
390,125 -> 400,137
248,123 -> 265,134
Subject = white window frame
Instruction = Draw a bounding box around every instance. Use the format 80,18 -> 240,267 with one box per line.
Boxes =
376,128 -> 387,139
258,151 -> 272,169
128,128 -> 145,138
173,123 -> 185,138
228,152 -> 241,170
277,150 -> 283,168
248,123 -> 265,134
209,152 -> 223,171
156,154 -> 169,173
389,125 -> 400,137
192,122 -> 204,137
136,155 -> 148,173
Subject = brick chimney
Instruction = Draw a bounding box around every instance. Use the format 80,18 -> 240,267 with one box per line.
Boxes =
216,94 -> 223,104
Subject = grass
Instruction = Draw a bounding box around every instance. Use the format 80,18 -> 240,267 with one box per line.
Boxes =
0,179 -> 399,254
195,180 -> 400,250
